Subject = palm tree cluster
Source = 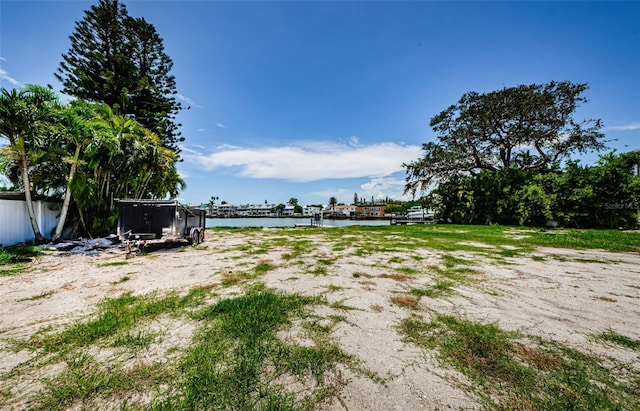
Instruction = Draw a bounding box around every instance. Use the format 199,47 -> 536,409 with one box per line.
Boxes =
0,84 -> 184,241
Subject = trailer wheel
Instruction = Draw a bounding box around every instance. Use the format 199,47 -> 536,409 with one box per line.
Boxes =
189,228 -> 200,245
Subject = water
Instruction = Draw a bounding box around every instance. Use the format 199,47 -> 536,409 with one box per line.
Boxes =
206,217 -> 390,228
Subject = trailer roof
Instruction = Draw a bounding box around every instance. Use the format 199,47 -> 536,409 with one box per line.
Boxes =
115,199 -> 181,206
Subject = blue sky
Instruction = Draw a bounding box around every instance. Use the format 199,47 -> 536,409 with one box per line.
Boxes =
1,1 -> 639,206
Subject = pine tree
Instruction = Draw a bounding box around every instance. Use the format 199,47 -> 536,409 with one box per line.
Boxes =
55,0 -> 183,153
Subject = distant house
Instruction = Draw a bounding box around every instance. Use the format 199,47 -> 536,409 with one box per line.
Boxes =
0,192 -> 61,246
211,203 -> 238,217
239,203 -> 276,216
331,204 -> 357,216
282,205 -> 296,216
357,204 -> 386,217
303,205 -> 322,216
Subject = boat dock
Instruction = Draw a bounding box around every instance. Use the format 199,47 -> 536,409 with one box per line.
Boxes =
390,219 -> 434,225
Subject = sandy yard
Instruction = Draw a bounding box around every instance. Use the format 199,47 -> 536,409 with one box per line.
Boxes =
1,227 -> 639,410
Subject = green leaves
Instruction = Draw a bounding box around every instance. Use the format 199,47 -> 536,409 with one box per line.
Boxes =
405,81 -> 606,195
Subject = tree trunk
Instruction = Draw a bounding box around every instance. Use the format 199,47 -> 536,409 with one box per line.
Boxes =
19,149 -> 44,243
52,146 -> 81,240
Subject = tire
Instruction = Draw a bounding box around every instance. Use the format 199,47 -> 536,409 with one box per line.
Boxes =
190,228 -> 200,245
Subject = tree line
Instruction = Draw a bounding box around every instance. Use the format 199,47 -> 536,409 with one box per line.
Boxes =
0,0 -> 183,241
404,81 -> 640,228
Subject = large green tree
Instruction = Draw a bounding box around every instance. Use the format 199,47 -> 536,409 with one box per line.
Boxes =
404,81 -> 606,195
55,0 -> 183,153
0,85 -> 60,242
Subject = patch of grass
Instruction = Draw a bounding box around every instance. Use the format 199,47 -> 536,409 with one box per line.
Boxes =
399,314 -> 640,410
110,275 -> 131,285
379,273 -> 411,282
0,264 -> 29,276
254,260 -> 277,275
162,289 -> 355,410
112,329 -> 155,350
24,290 -> 207,353
410,280 -> 454,299
388,256 -> 404,264
18,290 -> 54,302
395,266 -> 419,275
309,265 -> 328,276
441,254 -> 472,268
29,353 -> 171,410
531,255 -> 546,261
98,261 -> 129,267
0,243 -> 42,265
328,299 -> 360,311
390,295 -> 419,309
595,330 -> 640,352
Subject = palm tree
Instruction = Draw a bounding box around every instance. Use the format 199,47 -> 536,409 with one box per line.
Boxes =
0,85 -> 59,242
329,196 -> 337,215
52,101 -> 112,240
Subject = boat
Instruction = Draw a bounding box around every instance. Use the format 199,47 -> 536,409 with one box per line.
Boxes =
406,206 -> 435,220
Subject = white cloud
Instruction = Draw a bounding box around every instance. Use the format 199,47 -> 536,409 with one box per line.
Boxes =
0,68 -> 21,86
605,122 -> 640,131
359,177 -> 413,201
216,123 -> 227,129
184,141 -> 422,183
347,136 -> 359,147
176,93 -> 202,108
0,57 -> 7,62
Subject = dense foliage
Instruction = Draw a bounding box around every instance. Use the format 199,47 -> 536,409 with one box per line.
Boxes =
425,151 -> 640,228
55,0 -> 183,153
0,85 -> 184,238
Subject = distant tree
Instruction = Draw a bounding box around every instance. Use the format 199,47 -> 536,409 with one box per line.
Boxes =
288,197 -> 298,206
273,203 -> 286,215
329,197 -> 337,207
56,0 -> 183,153
404,81 -> 606,195
294,204 -> 303,214
353,192 -> 359,205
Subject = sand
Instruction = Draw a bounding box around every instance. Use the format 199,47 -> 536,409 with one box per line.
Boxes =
1,228 -> 639,410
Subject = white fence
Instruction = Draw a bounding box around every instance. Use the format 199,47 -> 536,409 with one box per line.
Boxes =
0,194 -> 60,246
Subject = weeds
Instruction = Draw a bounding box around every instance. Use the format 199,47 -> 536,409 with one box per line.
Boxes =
595,330 -> 640,351
399,314 -> 640,409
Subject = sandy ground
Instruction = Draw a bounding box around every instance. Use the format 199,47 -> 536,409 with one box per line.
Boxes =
1,228 -> 639,410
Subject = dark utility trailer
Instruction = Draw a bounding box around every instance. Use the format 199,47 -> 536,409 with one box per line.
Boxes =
116,199 -> 207,257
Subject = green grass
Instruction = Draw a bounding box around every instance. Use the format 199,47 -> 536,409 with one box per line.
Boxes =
0,243 -> 42,265
0,244 -> 42,275
23,289 -> 210,353
156,288 -> 356,410
11,285 -> 370,410
110,275 -> 131,285
410,280 -> 454,299
98,261 -> 129,267
399,314 -> 640,410
17,290 -> 54,302
595,330 -> 640,352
